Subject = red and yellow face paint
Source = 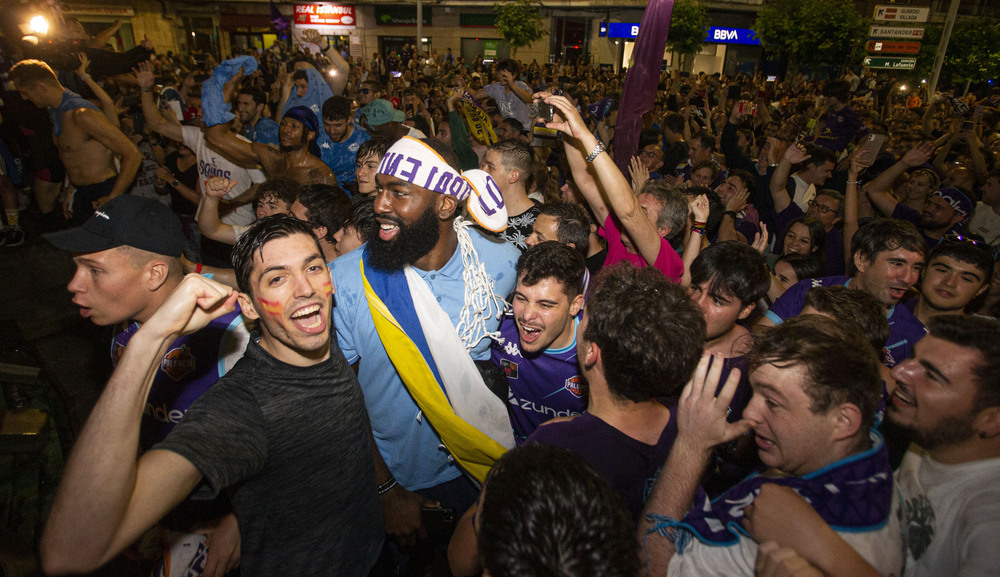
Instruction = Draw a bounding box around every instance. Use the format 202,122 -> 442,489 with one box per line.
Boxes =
258,298 -> 283,319
322,280 -> 333,298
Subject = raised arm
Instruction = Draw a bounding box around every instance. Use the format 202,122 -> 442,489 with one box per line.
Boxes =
639,354 -> 751,577
843,149 -> 871,271
40,276 -> 238,574
864,141 -> 936,217
197,176 -> 240,244
205,124 -> 268,168
76,54 -> 119,127
544,92 -> 667,267
135,62 -> 183,142
302,29 -> 350,96
769,143 -> 807,214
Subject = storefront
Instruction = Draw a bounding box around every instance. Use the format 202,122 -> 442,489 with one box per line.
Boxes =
601,22 -> 762,76
291,4 -> 358,58
220,14 -> 278,52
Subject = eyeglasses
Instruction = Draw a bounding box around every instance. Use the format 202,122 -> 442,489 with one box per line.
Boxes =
807,200 -> 835,214
639,149 -> 663,161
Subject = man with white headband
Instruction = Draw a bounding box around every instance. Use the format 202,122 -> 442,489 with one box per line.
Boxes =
330,136 -> 519,567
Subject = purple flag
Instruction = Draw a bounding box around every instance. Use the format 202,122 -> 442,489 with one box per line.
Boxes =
270,1 -> 289,31
614,0 -> 674,176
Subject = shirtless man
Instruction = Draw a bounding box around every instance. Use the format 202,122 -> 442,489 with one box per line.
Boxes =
203,67 -> 338,187
11,59 -> 141,225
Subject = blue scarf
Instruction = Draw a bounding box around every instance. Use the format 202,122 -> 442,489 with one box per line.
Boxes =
362,248 -> 446,393
649,431 -> 893,551
49,90 -> 101,136
202,56 -> 259,127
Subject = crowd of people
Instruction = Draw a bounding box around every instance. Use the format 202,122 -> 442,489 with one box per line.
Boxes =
2,18 -> 1000,577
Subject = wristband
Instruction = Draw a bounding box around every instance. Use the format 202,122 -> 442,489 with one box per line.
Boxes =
723,210 -> 738,219
585,141 -> 606,163
171,179 -> 180,188
847,180 -> 861,184
195,263 -> 203,274
377,476 -> 398,495
690,226 -> 706,235
692,220 -> 707,227
142,88 -> 153,93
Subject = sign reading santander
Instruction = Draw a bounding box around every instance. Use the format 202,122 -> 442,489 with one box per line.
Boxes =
294,4 -> 356,27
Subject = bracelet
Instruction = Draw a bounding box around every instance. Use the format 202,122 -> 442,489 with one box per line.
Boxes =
141,88 -> 153,93
847,180 -> 861,184
690,226 -> 706,235
585,141 -> 605,163
692,220 -> 707,227
377,475 -> 398,495
723,210 -> 738,219
195,263 -> 203,274
170,179 -> 180,188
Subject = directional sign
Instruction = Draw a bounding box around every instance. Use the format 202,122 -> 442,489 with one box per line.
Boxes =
873,5 -> 930,22
866,41 -> 921,54
864,56 -> 917,70
869,25 -> 925,39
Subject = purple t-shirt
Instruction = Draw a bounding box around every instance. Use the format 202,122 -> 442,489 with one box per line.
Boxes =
892,202 -> 965,248
772,203 -> 845,276
764,276 -> 926,367
491,315 -> 585,444
814,106 -> 866,153
526,403 -> 678,522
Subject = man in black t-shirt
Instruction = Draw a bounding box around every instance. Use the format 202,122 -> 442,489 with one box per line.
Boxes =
40,215 -> 384,577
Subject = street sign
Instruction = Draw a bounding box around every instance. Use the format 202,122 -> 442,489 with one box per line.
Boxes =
866,40 -> 921,54
873,5 -> 930,22
864,56 -> 917,70
869,25 -> 925,39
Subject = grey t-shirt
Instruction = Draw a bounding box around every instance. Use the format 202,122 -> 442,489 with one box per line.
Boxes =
156,334 -> 383,577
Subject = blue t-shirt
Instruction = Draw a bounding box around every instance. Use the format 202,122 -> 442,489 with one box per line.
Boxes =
322,126 -> 371,186
764,276 -> 926,367
330,229 -> 519,489
491,314 -> 585,444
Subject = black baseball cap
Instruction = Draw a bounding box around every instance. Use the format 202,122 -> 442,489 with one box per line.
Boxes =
44,195 -> 186,257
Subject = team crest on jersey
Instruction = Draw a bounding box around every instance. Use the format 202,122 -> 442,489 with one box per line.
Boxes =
564,375 -> 583,398
161,345 -> 196,382
500,359 -> 519,379
111,341 -> 126,365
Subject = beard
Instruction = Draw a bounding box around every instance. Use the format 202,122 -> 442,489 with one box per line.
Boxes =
888,411 -> 977,451
367,202 -> 441,270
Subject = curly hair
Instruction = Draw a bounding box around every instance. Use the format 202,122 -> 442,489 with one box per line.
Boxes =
478,444 -> 639,577
584,264 -> 706,402
516,241 -> 586,299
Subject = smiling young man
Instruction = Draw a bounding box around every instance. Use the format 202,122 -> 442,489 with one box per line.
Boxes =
760,218 -> 927,368
491,241 -> 586,444
907,234 -> 993,325
41,215 -> 384,577
329,137 -> 517,566
641,316 -> 902,577
236,87 -> 279,146
322,96 -> 371,188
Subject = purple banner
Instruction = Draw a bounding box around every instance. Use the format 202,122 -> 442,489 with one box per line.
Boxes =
614,0 -> 674,176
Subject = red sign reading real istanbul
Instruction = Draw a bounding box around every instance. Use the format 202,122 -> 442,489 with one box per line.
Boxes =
294,4 -> 356,27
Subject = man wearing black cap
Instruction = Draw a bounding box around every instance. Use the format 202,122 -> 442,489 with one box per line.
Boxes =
44,195 -> 249,577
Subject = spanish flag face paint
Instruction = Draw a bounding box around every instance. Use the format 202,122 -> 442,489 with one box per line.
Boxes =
323,280 -> 333,298
258,298 -> 284,319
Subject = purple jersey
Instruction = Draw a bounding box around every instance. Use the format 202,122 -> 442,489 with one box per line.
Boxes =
527,405 -> 678,522
764,276 -> 926,367
112,308 -> 248,452
491,314 -> 585,443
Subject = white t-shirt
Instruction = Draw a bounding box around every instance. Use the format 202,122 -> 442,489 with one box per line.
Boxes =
965,202 -> 1000,246
182,126 -> 264,226
897,448 -> 1000,577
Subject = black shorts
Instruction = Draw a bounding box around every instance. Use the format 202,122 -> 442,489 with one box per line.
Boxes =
72,176 -> 117,225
